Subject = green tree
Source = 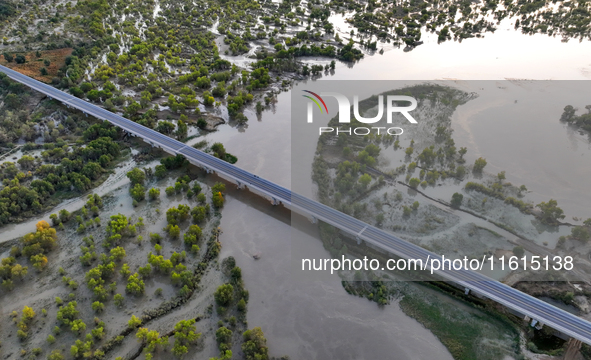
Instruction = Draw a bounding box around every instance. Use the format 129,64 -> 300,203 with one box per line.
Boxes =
126,168 -> 146,185
450,193 -> 463,208
214,284 -> 234,306
184,224 -> 202,246
537,199 -> 565,225
120,263 -> 131,277
173,319 -> 201,356
167,225 -> 180,239
473,157 -> 487,173
59,209 -> 71,223
31,254 -> 48,270
156,121 -> 176,135
211,143 -> 227,159
91,301 -> 104,313
150,233 -> 162,244
458,147 -> 468,159
128,315 -> 142,328
237,298 -> 247,312
408,178 -> 420,189
92,326 -> 105,339
242,327 -> 269,360
455,165 -> 466,179
48,350 -> 65,360
22,306 -> 35,321
114,293 -> 125,307
107,214 -> 129,236
18,155 -> 35,169
130,183 -> 146,202
110,246 -> 126,261
173,343 -> 189,357
212,182 -> 226,194
155,165 -> 167,179
216,326 -> 233,351
212,192 -> 224,208
71,319 -> 86,334
22,220 -> 57,258
231,267 -> 242,282
126,273 -> 145,295
176,120 -> 188,140
358,173 -> 372,188
402,206 -> 412,217
571,226 -> 590,243
513,246 -> 525,258
4,93 -> 20,109
149,187 -> 160,200
50,213 -> 60,226
191,206 -> 207,223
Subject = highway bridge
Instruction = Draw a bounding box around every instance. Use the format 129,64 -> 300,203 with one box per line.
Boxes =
2,64 -> 591,345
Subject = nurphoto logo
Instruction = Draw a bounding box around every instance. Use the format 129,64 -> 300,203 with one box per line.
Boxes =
303,90 -> 418,135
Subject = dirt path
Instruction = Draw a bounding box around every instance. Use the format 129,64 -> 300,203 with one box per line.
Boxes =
562,338 -> 583,360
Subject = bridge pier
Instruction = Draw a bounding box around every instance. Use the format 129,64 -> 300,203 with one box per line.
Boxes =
236,180 -> 245,189
203,166 -> 213,174
309,216 -> 317,224
356,226 -> 368,245
464,288 -> 470,295
270,197 -> 280,206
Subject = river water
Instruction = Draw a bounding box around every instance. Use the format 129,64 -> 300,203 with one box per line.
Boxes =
198,16 -> 591,359
218,192 -> 451,359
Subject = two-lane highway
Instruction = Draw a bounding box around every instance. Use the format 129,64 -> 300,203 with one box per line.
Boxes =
2,64 -> 591,344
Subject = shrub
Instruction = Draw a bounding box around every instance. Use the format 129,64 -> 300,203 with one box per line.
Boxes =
473,157 -> 487,173
214,284 -> 234,306
513,246 -> 525,258
408,178 -> 420,189
91,301 -> 104,313
450,193 -> 463,208
114,293 -> 125,307
128,315 -> 142,328
149,187 -> 160,200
